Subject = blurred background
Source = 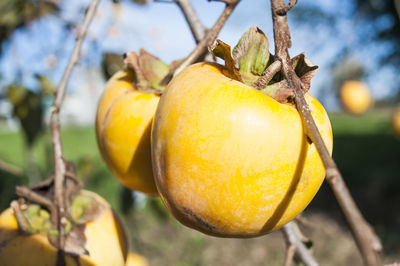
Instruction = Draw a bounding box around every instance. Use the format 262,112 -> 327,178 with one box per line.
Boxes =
0,0 -> 399,265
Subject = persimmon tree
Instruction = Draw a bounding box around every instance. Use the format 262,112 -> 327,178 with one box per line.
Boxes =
3,0 -> 387,265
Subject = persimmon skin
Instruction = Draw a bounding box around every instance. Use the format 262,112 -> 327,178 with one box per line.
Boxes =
152,62 -> 333,237
126,253 -> 148,266
340,80 -> 373,115
0,191 -> 128,266
96,70 -> 159,195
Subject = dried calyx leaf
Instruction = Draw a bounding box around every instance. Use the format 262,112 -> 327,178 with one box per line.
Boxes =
20,204 -> 52,234
209,27 -> 318,103
70,194 -> 103,224
261,53 -> 318,103
13,192 -> 103,256
232,26 -> 270,84
124,49 -> 170,94
208,40 -> 242,81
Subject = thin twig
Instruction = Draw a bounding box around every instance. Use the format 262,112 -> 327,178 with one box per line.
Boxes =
0,159 -> 23,177
282,222 -> 318,266
270,0 -> 381,265
155,0 -> 206,43
50,0 -> 100,260
15,186 -> 54,210
160,0 -> 241,85
11,200 -> 30,234
284,245 -> 296,266
276,0 -> 297,15
172,0 -> 215,61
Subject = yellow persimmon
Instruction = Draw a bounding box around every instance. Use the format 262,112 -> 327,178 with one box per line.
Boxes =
0,191 -> 128,266
126,253 -> 149,266
152,62 -> 333,237
340,80 -> 373,115
96,70 -> 159,194
392,105 -> 400,137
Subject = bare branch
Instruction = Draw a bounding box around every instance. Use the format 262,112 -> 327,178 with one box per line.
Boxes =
154,0 -> 206,42
276,0 -> 297,15
50,0 -> 100,259
11,200 -> 30,234
175,0 -> 206,43
281,222 -> 318,266
0,159 -> 23,177
270,0 -> 381,265
284,245 -> 296,266
160,0 -> 241,85
15,186 -> 54,210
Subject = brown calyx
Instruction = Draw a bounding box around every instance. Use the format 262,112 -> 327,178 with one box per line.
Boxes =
209,26 -> 318,103
11,161 -> 104,256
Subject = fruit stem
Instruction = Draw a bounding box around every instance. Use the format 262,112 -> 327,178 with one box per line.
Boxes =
270,0 -> 382,265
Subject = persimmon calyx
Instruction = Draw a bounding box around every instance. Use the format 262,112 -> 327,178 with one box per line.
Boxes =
12,193 -> 103,256
209,26 -> 319,103
124,49 -> 170,93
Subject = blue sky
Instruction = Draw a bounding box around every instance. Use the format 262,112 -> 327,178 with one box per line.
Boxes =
0,0 -> 398,121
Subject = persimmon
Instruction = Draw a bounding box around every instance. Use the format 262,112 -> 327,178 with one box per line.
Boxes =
339,80 -> 373,115
151,62 -> 333,237
0,190 -> 128,266
126,253 -> 148,266
392,105 -> 400,137
96,50 -> 169,195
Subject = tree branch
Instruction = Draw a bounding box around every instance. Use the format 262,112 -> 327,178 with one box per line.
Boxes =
281,222 -> 318,266
155,0 -> 206,43
160,0 -> 241,85
15,186 -> 54,210
0,159 -> 23,177
174,0 -> 206,43
50,0 -> 100,260
269,0 -> 381,265
11,200 -> 30,234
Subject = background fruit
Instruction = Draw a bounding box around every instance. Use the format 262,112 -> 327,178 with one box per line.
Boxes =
0,190 -> 128,266
152,63 -> 333,237
126,253 -> 149,266
339,80 -> 373,115
96,70 -> 159,194
392,105 -> 400,137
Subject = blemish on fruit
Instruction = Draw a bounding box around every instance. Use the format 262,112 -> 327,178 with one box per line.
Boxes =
182,207 -> 217,232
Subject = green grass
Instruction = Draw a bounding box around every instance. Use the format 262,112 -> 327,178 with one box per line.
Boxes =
329,108 -> 393,135
0,126 -> 101,170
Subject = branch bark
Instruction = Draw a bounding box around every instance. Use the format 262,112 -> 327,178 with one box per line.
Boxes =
174,0 -> 206,43
154,0 -> 206,43
282,222 -> 318,266
0,159 -> 23,177
50,0 -> 99,261
269,0 -> 381,265
160,0 -> 241,85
